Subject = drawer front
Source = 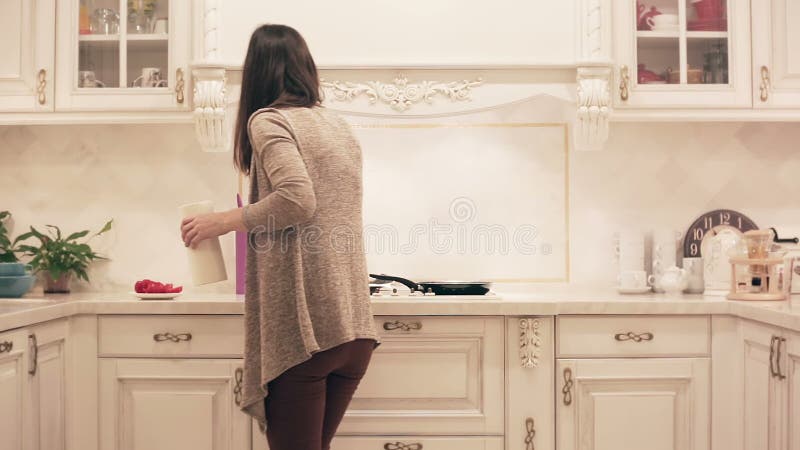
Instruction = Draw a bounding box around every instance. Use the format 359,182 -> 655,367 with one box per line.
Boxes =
332,436 -> 504,450
338,316 -> 504,435
557,315 -> 710,358
98,315 -> 244,358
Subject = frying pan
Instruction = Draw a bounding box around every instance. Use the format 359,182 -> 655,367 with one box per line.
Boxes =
369,274 -> 492,296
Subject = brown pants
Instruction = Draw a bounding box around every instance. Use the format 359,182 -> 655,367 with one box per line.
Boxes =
264,339 -> 375,450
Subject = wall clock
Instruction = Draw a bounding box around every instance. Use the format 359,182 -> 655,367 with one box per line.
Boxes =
682,209 -> 758,258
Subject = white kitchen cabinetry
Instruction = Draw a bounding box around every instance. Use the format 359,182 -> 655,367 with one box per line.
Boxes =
99,358 -> 250,450
741,320 -> 800,450
0,329 -> 31,450
752,0 -> 800,108
612,0 -> 751,108
54,0 -> 191,111
28,319 -> 68,450
556,315 -> 711,450
506,317 -> 554,450
339,316 -> 504,435
0,0 -> 56,111
556,358 -> 710,450
97,315 -> 254,450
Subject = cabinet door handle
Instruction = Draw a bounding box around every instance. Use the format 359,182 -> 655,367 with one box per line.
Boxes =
760,66 -> 770,102
383,321 -> 422,332
769,335 -> 779,378
37,69 -> 47,105
153,332 -> 192,342
233,367 -> 243,406
384,442 -> 423,450
28,333 -> 38,376
0,341 -> 12,354
562,367 -> 573,406
776,337 -> 787,380
614,332 -> 654,342
524,417 -> 536,450
619,65 -> 630,101
175,68 -> 185,104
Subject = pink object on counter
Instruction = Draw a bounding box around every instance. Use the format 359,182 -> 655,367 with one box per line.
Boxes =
235,194 -> 246,295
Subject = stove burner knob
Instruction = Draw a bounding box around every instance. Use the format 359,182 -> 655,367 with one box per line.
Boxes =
424,287 -> 435,296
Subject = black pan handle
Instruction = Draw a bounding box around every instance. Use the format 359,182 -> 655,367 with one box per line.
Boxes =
771,227 -> 799,244
369,274 -> 422,292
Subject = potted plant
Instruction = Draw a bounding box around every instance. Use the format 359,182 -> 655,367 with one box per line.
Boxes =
15,219 -> 113,293
0,211 -> 19,263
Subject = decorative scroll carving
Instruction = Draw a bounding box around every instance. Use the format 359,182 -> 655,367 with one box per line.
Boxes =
575,67 -> 611,151
578,0 -> 611,62
193,67 -> 228,152
321,74 -> 483,112
519,318 -> 542,369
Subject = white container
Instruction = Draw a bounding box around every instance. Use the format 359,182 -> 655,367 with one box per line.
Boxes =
178,200 -> 228,285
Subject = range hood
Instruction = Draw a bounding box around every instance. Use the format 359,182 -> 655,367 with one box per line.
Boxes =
190,0 -> 614,152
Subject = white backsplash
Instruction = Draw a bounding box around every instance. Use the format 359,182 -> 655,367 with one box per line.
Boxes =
2,120 -> 799,293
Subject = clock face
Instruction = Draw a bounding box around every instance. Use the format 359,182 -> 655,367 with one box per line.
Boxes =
682,209 -> 758,258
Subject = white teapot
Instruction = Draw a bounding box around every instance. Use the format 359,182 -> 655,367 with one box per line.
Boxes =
659,265 -> 688,296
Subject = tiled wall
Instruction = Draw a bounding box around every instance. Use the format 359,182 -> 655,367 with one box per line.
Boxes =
2,120 -> 799,293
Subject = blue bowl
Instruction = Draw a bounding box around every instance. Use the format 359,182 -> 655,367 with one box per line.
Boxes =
0,263 -> 31,276
0,275 -> 36,298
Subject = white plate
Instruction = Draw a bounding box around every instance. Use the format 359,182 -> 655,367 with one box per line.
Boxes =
617,286 -> 653,295
130,292 -> 182,300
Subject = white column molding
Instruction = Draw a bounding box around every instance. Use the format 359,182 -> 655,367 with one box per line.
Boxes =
202,0 -> 220,60
575,0 -> 613,150
192,67 -> 228,153
575,67 -> 611,151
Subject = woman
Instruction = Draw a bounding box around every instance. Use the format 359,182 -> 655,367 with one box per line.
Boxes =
180,24 -> 378,450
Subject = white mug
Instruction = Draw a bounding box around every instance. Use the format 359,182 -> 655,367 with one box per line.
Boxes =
78,70 -> 105,88
132,67 -> 167,88
619,270 -> 655,290
615,231 -> 645,271
648,13 -> 679,29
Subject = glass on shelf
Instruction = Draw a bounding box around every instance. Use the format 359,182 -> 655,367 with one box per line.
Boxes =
636,37 -> 679,85
689,38 -> 729,84
685,0 -> 727,31
127,0 -> 168,35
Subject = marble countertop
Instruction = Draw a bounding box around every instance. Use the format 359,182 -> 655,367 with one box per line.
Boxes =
2,285 -> 800,333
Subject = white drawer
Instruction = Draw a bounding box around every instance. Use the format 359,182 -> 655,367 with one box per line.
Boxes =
98,315 -> 244,358
557,315 -> 710,358
332,436 -> 504,450
338,316 -> 505,435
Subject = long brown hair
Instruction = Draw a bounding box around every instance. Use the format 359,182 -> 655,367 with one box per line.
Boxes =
233,24 -> 320,174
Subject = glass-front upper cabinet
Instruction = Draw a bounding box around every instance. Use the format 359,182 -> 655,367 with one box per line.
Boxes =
55,0 -> 190,111
613,0 -> 751,108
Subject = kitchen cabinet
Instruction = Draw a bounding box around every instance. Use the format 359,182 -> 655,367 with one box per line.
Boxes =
0,0 -> 56,111
338,316 -> 504,435
612,0 -> 752,108
28,319 -> 68,450
742,320 -> 800,450
751,0 -> 800,107
99,358 -> 251,450
54,0 -> 191,111
556,358 -> 711,450
506,317 -> 554,450
0,329 -> 31,450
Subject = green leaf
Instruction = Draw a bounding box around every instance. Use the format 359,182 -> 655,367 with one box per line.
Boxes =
65,230 -> 90,242
45,224 -> 62,240
96,219 -> 113,236
0,211 -> 10,221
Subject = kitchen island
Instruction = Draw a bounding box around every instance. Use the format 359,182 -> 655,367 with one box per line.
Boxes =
2,287 -> 798,450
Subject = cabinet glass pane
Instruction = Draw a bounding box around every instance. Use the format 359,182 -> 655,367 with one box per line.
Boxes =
636,0 -> 679,32
686,0 -> 727,31
78,0 -> 121,88
688,38 -> 728,84
127,0 -> 170,88
636,37 -> 678,85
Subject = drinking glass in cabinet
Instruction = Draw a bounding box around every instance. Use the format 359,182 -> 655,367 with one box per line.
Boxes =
128,0 -> 157,34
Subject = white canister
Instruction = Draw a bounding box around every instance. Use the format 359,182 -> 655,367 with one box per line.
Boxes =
179,200 -> 228,285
